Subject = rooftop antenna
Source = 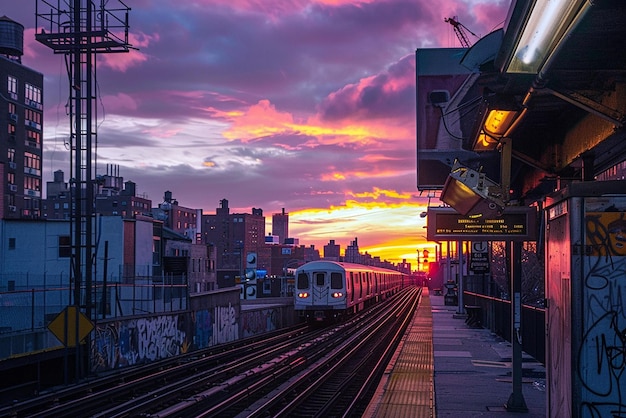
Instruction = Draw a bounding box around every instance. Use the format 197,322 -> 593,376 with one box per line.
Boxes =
445,16 -> 478,48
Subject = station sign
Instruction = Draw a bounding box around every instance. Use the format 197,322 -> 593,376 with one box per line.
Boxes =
426,207 -> 537,241
469,241 -> 490,273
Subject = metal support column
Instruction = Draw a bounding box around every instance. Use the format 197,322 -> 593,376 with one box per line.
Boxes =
506,240 -> 529,411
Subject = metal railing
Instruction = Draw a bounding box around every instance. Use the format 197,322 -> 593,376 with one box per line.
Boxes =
0,282 -> 189,334
463,291 -> 545,364
0,279 -> 189,360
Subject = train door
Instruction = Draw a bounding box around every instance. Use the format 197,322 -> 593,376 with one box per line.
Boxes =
350,272 -> 355,305
311,271 -> 329,305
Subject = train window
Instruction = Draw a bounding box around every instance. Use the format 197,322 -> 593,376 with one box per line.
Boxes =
330,272 -> 342,289
296,272 -> 309,289
315,272 -> 325,286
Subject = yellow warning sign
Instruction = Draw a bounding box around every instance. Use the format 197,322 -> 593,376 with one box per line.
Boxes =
47,306 -> 94,347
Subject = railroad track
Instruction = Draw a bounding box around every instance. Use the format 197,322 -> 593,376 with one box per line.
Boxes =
150,286 -> 421,417
0,324 -> 309,417
240,286 -> 422,418
2,287 -> 422,417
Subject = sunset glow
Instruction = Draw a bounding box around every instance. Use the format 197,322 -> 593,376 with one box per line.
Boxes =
10,1 -> 509,266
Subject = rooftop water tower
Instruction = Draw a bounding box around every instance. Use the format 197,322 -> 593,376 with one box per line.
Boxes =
0,16 -> 24,63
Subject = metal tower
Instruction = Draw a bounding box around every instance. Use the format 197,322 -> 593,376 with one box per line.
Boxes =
444,17 -> 477,48
35,0 -> 132,372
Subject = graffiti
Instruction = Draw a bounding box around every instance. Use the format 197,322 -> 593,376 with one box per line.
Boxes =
576,213 -> 626,417
241,308 -> 279,337
90,314 -> 188,372
194,309 -> 213,349
136,316 -> 186,361
91,303 -> 242,371
213,304 -> 238,345
91,321 -> 123,372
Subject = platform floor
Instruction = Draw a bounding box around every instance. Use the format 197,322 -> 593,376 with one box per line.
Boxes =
364,288 -> 546,417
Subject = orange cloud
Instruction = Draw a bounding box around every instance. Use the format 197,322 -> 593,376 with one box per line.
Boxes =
223,99 -> 410,147
223,99 -> 295,141
349,187 -> 413,200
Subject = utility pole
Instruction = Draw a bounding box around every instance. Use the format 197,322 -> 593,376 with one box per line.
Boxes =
35,0 -> 132,379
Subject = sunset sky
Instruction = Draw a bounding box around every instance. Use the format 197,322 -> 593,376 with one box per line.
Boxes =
6,0 -> 510,265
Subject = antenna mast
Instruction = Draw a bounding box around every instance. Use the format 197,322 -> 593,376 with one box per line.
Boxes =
35,0 -> 132,379
445,17 -> 477,48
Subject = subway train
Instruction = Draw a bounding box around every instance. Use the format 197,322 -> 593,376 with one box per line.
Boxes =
294,260 -> 407,323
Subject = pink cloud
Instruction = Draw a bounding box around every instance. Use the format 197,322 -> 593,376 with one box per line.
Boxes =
223,99 -> 296,141
100,32 -> 158,72
101,93 -> 138,113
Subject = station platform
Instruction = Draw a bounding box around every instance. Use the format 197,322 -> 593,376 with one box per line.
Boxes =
364,288 -> 546,417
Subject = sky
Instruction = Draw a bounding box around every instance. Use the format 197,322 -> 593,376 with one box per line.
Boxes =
4,0 -> 510,266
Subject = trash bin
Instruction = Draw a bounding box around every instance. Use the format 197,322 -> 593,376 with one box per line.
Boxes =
444,281 -> 458,306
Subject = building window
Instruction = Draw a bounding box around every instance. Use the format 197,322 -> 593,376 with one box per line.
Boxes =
59,236 -> 71,257
7,76 -> 17,95
24,176 -> 41,192
25,109 -> 42,127
24,152 -> 41,171
8,102 -> 16,118
25,83 -> 42,105
8,237 -> 16,250
26,131 -> 40,148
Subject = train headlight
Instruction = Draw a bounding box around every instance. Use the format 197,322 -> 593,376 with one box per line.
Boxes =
297,292 -> 309,298
331,292 -> 344,298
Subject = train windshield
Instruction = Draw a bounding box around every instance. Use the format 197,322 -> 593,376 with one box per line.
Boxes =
330,272 -> 342,289
296,272 -> 309,289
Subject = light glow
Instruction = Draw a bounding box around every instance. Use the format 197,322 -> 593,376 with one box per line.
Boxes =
483,109 -> 518,137
507,0 -> 587,74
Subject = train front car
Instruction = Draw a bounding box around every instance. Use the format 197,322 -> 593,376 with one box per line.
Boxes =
294,260 -> 350,323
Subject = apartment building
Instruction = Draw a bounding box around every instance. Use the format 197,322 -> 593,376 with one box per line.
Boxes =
1,16 -> 43,219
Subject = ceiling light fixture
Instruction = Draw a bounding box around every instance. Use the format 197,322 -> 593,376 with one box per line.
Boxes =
505,0 -> 590,74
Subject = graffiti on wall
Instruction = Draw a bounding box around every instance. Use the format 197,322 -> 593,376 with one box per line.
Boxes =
193,309 -> 212,349
192,304 -> 239,349
213,303 -> 238,345
579,212 -> 626,417
91,314 -> 190,372
241,308 -> 279,337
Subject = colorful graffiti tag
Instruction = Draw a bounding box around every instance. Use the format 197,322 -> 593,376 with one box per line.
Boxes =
578,212 -> 626,416
91,313 -> 190,372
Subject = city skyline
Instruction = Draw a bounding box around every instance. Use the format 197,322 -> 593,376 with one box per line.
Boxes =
5,0 -> 510,263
